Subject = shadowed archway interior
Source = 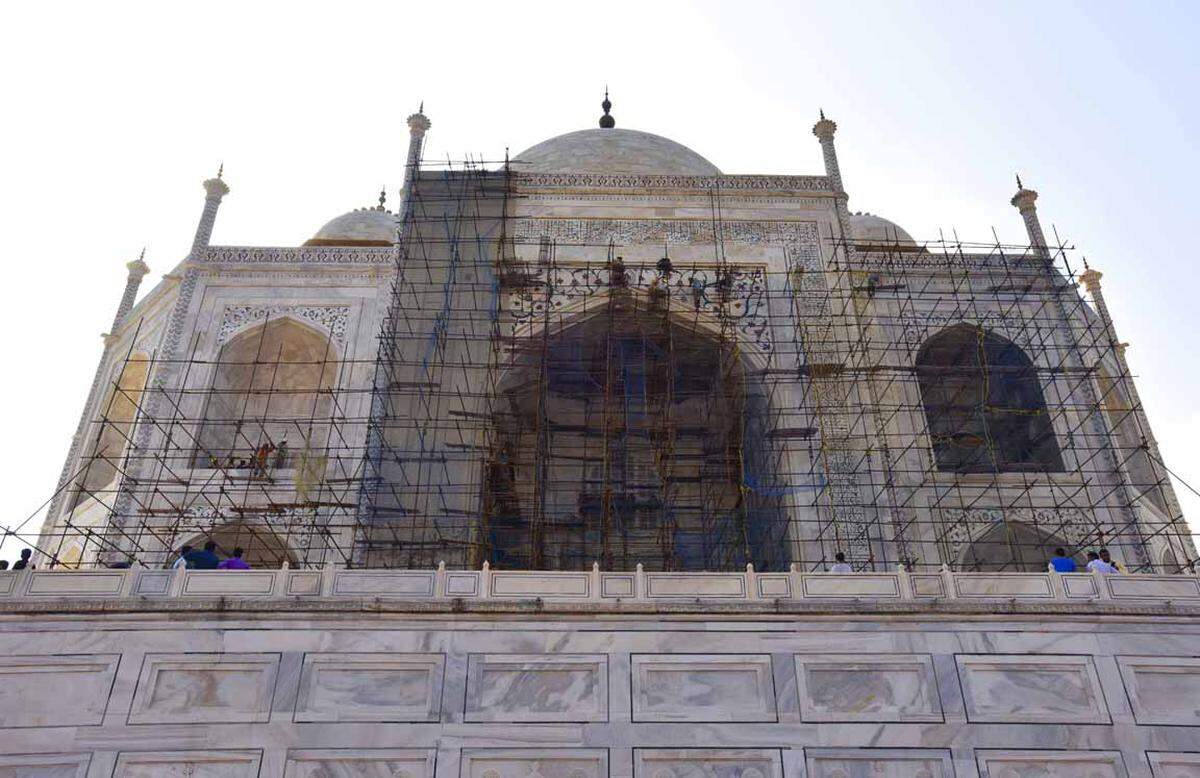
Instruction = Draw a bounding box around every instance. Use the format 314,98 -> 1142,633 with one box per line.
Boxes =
479,301 -> 787,571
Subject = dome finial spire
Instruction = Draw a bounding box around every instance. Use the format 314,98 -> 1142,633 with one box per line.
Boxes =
599,87 -> 615,129
379,185 -> 387,210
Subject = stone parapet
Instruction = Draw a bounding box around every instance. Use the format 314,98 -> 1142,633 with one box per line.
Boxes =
2,566 -> 1198,611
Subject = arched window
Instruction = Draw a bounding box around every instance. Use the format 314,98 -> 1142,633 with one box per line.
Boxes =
195,319 -> 337,468
916,324 -> 1063,473
71,355 -> 151,509
176,522 -> 297,569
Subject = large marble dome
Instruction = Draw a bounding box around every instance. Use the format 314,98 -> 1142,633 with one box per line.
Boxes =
513,128 -> 720,176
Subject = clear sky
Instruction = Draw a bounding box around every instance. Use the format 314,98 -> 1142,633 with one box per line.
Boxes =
2,0 -> 1197,560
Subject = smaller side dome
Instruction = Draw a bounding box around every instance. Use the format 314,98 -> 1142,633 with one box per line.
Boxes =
306,205 -> 399,247
849,212 -> 916,248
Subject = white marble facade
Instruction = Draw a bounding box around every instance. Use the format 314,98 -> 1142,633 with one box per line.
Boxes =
0,598 -> 1198,778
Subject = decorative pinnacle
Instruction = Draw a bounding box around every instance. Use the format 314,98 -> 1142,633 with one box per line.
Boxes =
217,162 -> 224,180
1016,172 -> 1023,190
813,111 -> 837,140
599,88 -> 615,129
407,104 -> 431,133
820,108 -> 825,120
127,247 -> 150,276
378,186 -> 387,209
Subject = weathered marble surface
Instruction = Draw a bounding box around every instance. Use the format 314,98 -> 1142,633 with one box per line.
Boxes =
0,603 -> 1195,778
794,654 -> 942,722
632,654 -> 776,722
466,654 -> 607,722
0,654 -> 118,728
294,653 -> 443,722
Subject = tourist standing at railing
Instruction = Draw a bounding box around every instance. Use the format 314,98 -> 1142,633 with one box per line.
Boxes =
1050,548 -> 1077,573
11,549 -> 33,571
1099,548 -> 1122,572
1086,551 -> 1118,574
829,552 -> 852,573
183,541 -> 221,570
171,545 -> 193,569
218,547 -> 250,570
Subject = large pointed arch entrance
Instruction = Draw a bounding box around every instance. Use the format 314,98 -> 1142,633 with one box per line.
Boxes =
478,291 -> 787,571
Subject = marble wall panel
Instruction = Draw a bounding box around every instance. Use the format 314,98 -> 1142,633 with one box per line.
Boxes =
0,654 -> 118,728
489,572 -> 590,598
294,653 -> 444,722
975,751 -> 1126,778
956,655 -> 1109,723
332,572 -> 436,597
127,653 -> 279,724
459,749 -> 607,778
794,655 -> 942,722
1117,656 -> 1200,726
800,575 -> 900,598
112,750 -> 262,777
953,574 -> 1053,598
632,654 -> 776,722
1148,753 -> 1200,778
635,748 -> 783,778
284,748 -> 436,778
180,570 -> 277,596
804,749 -> 953,778
0,753 -> 90,778
465,654 -> 607,722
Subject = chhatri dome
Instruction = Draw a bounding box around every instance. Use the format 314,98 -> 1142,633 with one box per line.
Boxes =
849,211 -> 916,245
513,91 -> 721,176
305,188 -> 400,247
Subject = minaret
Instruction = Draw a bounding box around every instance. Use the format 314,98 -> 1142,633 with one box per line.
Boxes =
401,104 -> 431,215
191,164 -> 230,255
812,110 -> 845,194
109,249 -> 151,334
1010,174 -> 1050,260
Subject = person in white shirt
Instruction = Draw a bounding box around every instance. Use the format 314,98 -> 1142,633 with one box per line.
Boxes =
1085,551 -> 1116,574
171,545 -> 192,570
829,552 -> 852,573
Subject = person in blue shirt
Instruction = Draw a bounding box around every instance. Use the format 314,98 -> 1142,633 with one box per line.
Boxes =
183,541 -> 221,570
1050,547 -> 1077,573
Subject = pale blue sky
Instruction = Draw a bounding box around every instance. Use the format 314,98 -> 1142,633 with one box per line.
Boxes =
1,0 -> 1196,557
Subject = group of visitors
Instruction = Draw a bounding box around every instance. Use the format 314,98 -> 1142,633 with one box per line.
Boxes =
0,548 -> 34,571
171,541 -> 251,570
823,547 -> 1135,574
1050,547 -> 1123,574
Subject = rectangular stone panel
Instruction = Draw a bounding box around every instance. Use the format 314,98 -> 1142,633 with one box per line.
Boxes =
128,653 -> 279,724
636,749 -> 782,778
181,570 -> 277,596
953,574 -> 1053,598
806,749 -> 953,778
295,653 -> 444,722
1107,575 -> 1200,600
644,573 -> 746,599
24,571 -> 126,597
1117,656 -> 1200,725
460,749 -> 607,778
632,654 -> 776,722
976,751 -> 1126,778
490,572 -> 590,598
0,753 -> 90,777
113,750 -> 262,777
332,571 -> 436,597
285,748 -> 436,778
1149,753 -> 1200,778
957,655 -> 1109,723
794,654 -> 942,722
466,654 -> 607,722
801,575 -> 900,598
911,575 -> 945,598
0,654 -> 119,727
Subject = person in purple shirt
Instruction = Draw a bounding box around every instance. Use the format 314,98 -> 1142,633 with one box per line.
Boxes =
1050,547 -> 1077,573
218,547 -> 250,570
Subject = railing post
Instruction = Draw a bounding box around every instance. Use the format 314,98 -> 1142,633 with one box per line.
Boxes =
1048,562 -> 1067,601
590,562 -> 601,601
746,563 -> 758,600
168,565 -> 185,598
635,563 -> 646,600
789,562 -> 801,601
941,564 -> 958,600
321,559 -> 336,597
1093,566 -> 1113,600
480,561 -> 492,599
897,563 -> 914,600
435,561 -> 446,599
